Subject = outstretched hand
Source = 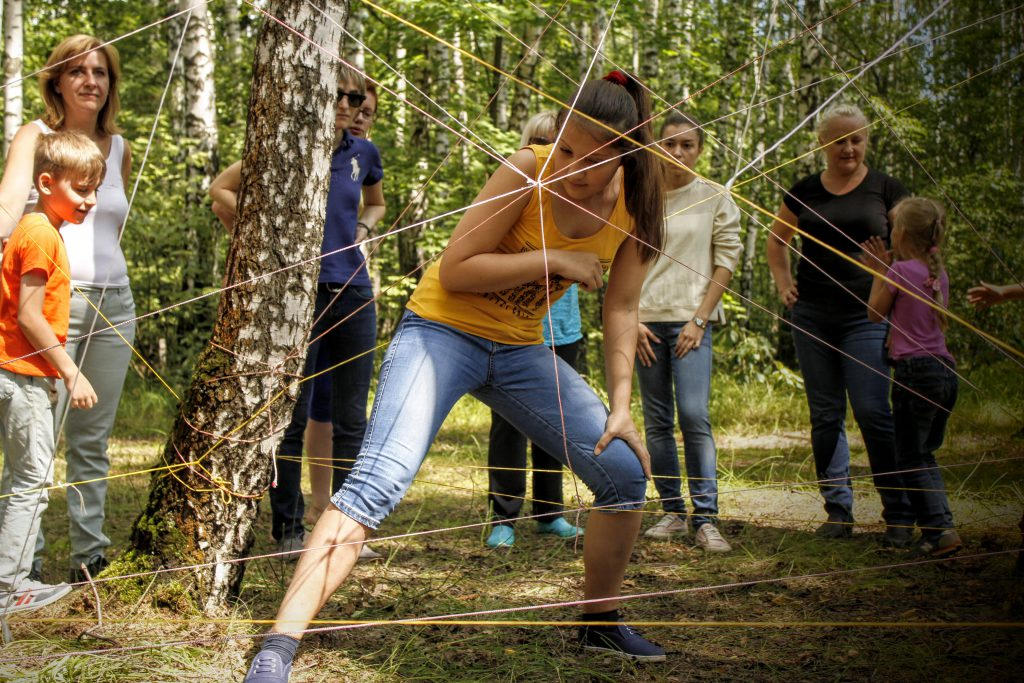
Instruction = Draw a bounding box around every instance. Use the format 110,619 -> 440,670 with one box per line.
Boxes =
859,235 -> 891,275
967,281 -> 1019,310
594,409 -> 651,480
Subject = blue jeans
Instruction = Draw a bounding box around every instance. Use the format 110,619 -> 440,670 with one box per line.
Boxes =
487,339 -> 580,523
636,321 -> 718,529
331,313 -> 647,529
271,284 -> 376,541
892,356 -> 957,541
791,301 -> 914,525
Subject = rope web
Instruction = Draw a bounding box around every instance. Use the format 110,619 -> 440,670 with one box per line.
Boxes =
0,0 -> 1021,671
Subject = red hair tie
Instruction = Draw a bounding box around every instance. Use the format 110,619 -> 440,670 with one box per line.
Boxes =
603,70 -> 628,86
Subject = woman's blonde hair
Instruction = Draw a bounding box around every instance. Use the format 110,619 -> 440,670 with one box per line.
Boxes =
815,102 -> 867,142
519,110 -> 556,148
39,35 -> 122,136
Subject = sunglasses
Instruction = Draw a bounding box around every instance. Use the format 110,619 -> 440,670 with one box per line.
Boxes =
528,136 -> 552,146
336,90 -> 367,107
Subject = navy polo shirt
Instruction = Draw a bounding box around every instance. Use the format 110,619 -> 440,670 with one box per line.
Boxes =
319,130 -> 384,286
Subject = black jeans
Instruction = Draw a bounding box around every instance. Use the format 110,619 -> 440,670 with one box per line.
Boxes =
487,340 -> 580,524
270,284 -> 376,541
891,356 -> 957,541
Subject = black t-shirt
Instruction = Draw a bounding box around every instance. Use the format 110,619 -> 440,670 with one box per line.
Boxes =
784,168 -> 908,312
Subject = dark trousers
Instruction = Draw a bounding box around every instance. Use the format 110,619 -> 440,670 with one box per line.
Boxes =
892,356 -> 957,541
487,340 -> 580,524
270,284 -> 376,541
790,301 -> 915,525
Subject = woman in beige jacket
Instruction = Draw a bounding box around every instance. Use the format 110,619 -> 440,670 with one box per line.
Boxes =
636,111 -> 741,552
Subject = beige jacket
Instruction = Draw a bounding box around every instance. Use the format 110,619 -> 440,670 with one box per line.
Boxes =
639,178 -> 742,323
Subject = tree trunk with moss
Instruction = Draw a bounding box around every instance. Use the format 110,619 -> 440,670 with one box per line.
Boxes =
130,0 -> 347,614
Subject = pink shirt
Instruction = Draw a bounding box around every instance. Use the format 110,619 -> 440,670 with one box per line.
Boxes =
885,258 -> 953,363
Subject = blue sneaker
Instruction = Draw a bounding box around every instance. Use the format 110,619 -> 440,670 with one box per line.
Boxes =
244,650 -> 292,682
537,517 -> 583,539
486,524 -> 515,548
579,621 -> 666,662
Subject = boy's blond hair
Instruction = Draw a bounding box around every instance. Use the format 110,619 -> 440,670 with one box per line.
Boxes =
33,131 -> 106,190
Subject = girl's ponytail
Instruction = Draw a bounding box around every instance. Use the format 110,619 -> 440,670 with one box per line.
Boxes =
924,219 -> 948,332
560,72 -> 664,263
614,71 -> 664,264
892,197 -> 948,331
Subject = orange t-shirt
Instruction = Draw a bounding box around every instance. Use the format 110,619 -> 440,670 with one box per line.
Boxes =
408,145 -> 633,344
0,213 -> 70,377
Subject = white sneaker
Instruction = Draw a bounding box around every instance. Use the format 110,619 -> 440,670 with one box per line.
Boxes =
644,514 -> 688,539
1,580 -> 72,614
358,544 -> 383,562
694,523 -> 732,552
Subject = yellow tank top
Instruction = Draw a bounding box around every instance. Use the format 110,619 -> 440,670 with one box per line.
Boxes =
408,144 -> 633,344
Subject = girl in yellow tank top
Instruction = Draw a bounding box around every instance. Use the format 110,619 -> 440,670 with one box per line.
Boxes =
245,72 -> 669,682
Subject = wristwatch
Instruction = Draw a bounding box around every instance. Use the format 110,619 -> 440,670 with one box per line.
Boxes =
692,316 -> 707,330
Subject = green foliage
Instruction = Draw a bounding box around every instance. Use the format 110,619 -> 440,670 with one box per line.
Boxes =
5,0 -> 1022,406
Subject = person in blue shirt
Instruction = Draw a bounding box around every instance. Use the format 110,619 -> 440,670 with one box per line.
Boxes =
484,111 -> 585,548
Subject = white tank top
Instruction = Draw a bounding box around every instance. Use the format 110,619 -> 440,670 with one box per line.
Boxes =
26,120 -> 131,287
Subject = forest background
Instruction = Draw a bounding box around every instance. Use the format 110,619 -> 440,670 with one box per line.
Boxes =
0,1 -> 1023,680
3,0 -> 1020,404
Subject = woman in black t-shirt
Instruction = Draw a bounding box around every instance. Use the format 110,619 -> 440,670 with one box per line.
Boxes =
767,103 -> 915,544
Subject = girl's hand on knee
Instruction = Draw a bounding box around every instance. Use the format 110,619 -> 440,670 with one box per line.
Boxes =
595,410 -> 652,480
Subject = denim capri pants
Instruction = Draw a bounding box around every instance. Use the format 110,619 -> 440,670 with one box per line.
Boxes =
332,312 -> 648,529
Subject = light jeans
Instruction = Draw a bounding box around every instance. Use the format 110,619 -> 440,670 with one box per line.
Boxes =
331,313 -> 647,529
636,321 -> 719,529
0,368 -> 56,591
36,285 -> 135,567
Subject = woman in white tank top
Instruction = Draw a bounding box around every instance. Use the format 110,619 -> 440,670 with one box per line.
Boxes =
0,34 -> 135,583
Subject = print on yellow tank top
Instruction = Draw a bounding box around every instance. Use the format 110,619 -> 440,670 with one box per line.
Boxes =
408,145 -> 633,345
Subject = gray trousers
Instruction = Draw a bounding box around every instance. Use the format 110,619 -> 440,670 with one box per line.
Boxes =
0,369 -> 56,591
36,285 -> 135,567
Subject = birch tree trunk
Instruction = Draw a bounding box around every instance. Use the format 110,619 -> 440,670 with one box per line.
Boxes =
345,2 -> 367,70
223,0 -> 242,63
179,0 -> 220,288
3,0 -> 22,154
489,27 -> 508,129
509,22 -> 541,133
796,0 -> 823,177
130,0 -> 347,614
452,31 -> 469,169
640,0 -> 659,85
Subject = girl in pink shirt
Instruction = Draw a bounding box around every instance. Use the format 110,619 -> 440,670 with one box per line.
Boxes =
861,197 -> 961,559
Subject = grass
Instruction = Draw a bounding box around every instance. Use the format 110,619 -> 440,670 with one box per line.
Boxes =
2,365 -> 1023,680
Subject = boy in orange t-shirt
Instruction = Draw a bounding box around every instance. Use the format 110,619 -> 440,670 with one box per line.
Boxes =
0,131 -> 103,615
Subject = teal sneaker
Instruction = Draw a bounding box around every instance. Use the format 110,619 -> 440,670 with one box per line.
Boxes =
537,517 -> 583,539
486,524 -> 515,548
